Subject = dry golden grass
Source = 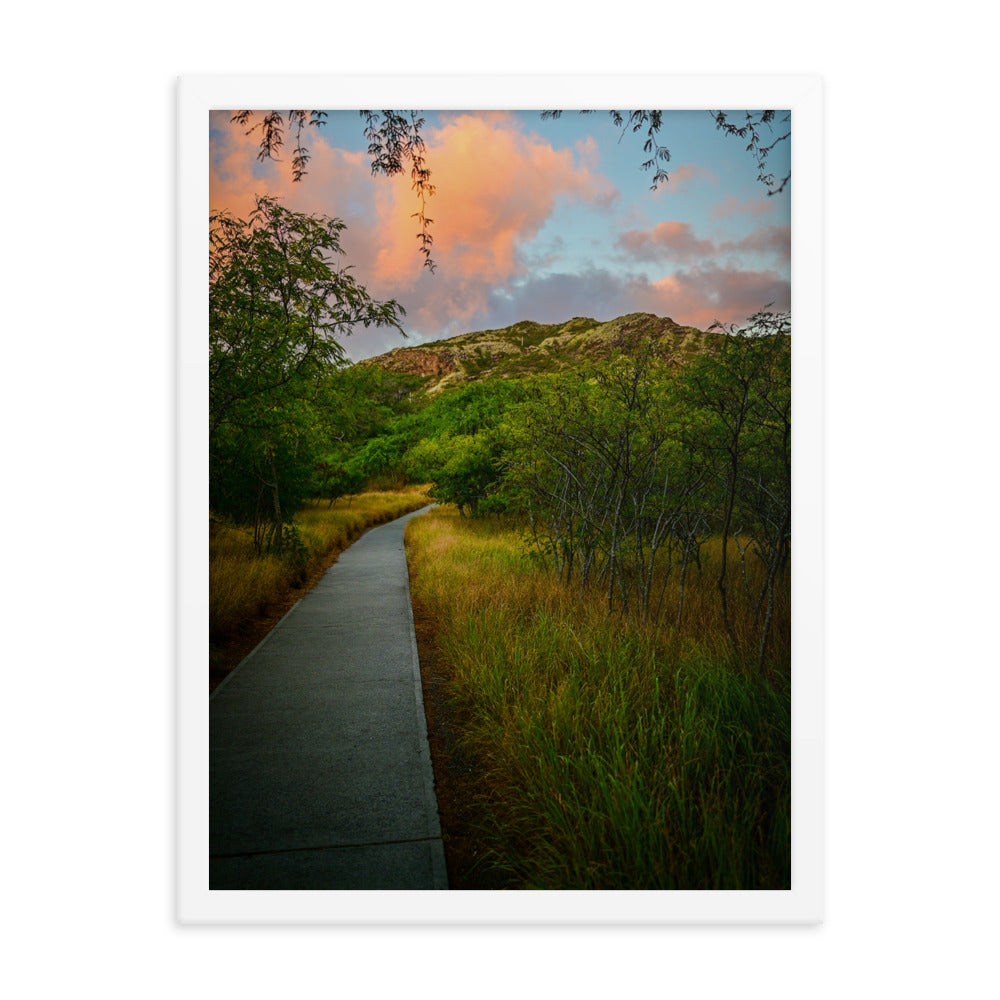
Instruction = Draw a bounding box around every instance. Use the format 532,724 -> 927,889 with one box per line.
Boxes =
407,508 -> 789,670
209,528 -> 290,638
210,487 -> 429,644
405,505 -> 790,889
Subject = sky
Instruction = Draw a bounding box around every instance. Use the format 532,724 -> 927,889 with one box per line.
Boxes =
209,109 -> 791,361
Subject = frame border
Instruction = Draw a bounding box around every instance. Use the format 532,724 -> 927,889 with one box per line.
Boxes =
178,74 -> 823,924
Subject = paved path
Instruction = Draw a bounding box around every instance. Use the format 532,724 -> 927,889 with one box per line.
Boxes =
209,505 -> 447,889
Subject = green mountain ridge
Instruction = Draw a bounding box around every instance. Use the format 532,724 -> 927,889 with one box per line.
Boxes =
360,312 -> 721,392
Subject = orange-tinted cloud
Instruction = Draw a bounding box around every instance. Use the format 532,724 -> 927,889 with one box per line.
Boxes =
209,111 -> 375,224
640,264 -> 790,329
655,162 -> 718,193
209,110 -> 288,218
574,135 -> 601,171
722,225 -> 791,261
366,112 -> 619,300
617,221 -> 717,263
209,111 -> 394,308
618,220 -> 790,265
438,264 -> 791,347
207,112 -> 788,359
210,111 -> 621,340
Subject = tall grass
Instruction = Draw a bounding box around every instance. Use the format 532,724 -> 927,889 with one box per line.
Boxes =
406,505 -> 790,889
210,487 -> 429,645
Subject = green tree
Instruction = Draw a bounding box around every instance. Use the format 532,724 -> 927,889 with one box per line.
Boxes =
427,434 -> 502,517
400,379 -> 529,513
678,311 -> 791,667
504,348 -> 698,618
501,316 -> 790,659
309,364 -> 426,502
209,195 -> 405,548
210,194 -> 404,437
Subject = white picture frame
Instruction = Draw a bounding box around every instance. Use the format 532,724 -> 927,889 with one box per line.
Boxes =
178,74 -> 824,924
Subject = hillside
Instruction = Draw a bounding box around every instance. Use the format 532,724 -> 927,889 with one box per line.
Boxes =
361,312 -> 721,392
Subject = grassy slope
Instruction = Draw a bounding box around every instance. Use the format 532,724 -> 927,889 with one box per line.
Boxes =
364,312 -> 720,392
405,506 -> 790,890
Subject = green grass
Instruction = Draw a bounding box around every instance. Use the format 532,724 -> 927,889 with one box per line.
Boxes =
405,506 -> 790,889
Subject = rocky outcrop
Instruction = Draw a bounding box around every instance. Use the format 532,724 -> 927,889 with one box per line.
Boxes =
361,313 -> 718,391
370,347 -> 457,379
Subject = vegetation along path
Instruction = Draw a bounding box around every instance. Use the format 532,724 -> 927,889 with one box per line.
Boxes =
210,504 -> 447,889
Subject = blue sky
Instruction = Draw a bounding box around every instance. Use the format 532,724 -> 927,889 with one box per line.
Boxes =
210,108 -> 791,360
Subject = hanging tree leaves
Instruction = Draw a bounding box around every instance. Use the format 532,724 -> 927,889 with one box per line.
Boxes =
711,110 -> 791,195
230,110 -> 329,183
229,109 -> 437,269
228,107 -> 789,278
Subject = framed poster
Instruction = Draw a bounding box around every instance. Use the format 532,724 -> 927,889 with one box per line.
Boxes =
178,74 -> 823,923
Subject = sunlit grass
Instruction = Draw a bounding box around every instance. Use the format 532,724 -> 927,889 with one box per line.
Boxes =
405,505 -> 790,889
210,486 -> 429,643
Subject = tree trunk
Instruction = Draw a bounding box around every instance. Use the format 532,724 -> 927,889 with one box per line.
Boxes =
269,452 -> 283,552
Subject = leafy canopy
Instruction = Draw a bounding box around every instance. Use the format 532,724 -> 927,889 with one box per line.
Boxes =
208,195 -> 407,543
209,194 -> 405,439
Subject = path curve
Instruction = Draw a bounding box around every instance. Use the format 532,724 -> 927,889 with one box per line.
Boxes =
209,504 -> 447,889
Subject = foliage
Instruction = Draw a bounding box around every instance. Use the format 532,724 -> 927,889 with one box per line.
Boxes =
712,110 -> 791,195
502,313 -> 791,670
229,110 -> 437,268
361,111 -> 437,270
542,110 -> 671,189
209,195 -> 405,550
504,343 -> 702,622
209,395 -> 324,553
209,195 -> 404,434
402,379 -> 529,514
680,311 -> 791,668
425,434 -> 502,517
230,110 -> 328,182
241,301 -> 790,667
368,313 -> 719,395
308,364 -> 426,501
319,311 -> 788,672
406,507 -> 790,889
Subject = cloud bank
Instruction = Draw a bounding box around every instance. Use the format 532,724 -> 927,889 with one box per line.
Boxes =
209,111 -> 792,360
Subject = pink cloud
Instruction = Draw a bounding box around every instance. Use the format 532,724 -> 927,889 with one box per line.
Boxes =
638,264 -> 790,329
440,264 -> 789,343
618,220 -> 790,266
617,221 -> 717,263
209,110 -> 288,218
207,113 -> 787,359
655,162 -> 718,193
342,111 -> 621,335
720,225 -> 791,261
209,112 -> 397,305
711,194 -> 775,219
574,135 -> 601,171
209,111 -> 376,224
368,112 -> 618,290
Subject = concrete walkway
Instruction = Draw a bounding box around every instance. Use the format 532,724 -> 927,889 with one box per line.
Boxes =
210,504 -> 447,889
